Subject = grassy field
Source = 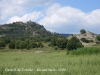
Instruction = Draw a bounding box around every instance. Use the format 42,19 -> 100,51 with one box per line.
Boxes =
0,49 -> 100,75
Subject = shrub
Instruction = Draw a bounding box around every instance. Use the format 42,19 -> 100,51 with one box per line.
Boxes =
80,38 -> 89,43
31,42 -> 37,48
67,36 -> 83,50
56,38 -> 68,49
80,29 -> 86,34
89,40 -> 93,42
15,41 -> 20,49
0,41 -> 6,47
19,41 -> 27,49
9,41 -> 15,49
96,35 -> 100,41
38,42 -> 44,48
54,46 -> 58,50
81,38 -> 93,43
50,37 -> 57,46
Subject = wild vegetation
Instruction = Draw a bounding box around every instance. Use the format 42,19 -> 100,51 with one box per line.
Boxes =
0,21 -> 100,75
0,21 -> 52,40
96,35 -> 100,41
67,47 -> 100,55
0,50 -> 100,75
0,21 -> 84,50
80,29 -> 86,34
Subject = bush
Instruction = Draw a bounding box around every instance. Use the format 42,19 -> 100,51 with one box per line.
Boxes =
96,35 -> 100,41
9,41 -> 15,49
89,40 -> 93,42
19,41 -> 27,49
54,46 -> 58,50
56,38 -> 68,49
96,42 -> 100,44
15,41 -> 20,49
67,36 -> 83,50
31,42 -> 37,48
80,38 -> 89,43
0,41 -> 6,47
81,38 -> 93,43
50,37 -> 57,46
38,42 -> 44,48
80,29 -> 86,34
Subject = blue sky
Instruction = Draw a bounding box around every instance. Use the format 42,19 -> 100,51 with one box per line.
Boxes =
56,0 -> 100,12
0,0 -> 100,34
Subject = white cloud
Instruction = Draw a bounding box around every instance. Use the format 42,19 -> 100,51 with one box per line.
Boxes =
0,0 -> 54,20
0,1 -> 100,34
0,0 -> 24,20
7,11 -> 43,23
39,4 -> 100,33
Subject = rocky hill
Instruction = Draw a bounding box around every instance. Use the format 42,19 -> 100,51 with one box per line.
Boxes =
0,20 -> 52,39
68,31 -> 98,46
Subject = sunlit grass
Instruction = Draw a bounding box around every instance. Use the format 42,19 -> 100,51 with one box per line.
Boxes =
0,51 -> 100,75
67,47 -> 100,55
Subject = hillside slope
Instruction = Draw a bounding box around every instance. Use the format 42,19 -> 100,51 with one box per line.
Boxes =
68,31 -> 98,46
0,20 -> 52,39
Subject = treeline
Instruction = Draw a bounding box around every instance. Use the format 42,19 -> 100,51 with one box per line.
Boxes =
49,36 -> 84,50
0,38 -> 44,50
9,40 -> 44,50
0,21 -> 52,39
0,35 -> 63,50
0,36 -> 84,50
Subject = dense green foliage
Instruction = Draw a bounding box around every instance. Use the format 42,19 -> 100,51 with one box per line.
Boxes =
80,38 -> 89,43
80,29 -> 86,34
0,40 -> 6,47
80,38 -> 93,43
56,38 -> 68,49
9,41 -> 15,49
0,21 -> 66,50
67,47 -> 100,55
67,36 -> 83,50
8,40 -> 44,49
0,21 -> 52,40
49,36 -> 83,50
50,37 -> 68,49
96,35 -> 100,41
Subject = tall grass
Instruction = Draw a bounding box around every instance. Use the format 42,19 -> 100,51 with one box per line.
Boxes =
0,51 -> 100,75
67,47 -> 100,55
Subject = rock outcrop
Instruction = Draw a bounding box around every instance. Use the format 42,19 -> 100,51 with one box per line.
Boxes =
68,31 -> 98,46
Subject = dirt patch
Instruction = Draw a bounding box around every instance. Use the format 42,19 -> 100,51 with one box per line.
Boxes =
34,51 -> 44,53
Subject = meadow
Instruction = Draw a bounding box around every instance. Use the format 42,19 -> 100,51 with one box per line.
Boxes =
0,47 -> 100,75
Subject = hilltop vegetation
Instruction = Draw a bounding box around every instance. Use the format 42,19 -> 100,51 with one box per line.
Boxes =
68,29 -> 100,46
0,20 -> 52,40
0,21 -> 100,51
0,22 -> 100,75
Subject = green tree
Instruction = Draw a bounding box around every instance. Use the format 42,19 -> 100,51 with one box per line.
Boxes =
50,37 -> 57,46
56,38 -> 68,49
0,40 -> 6,47
31,42 -> 37,48
9,41 -> 15,49
67,36 -> 83,50
15,40 -> 20,49
38,42 -> 44,48
96,35 -> 100,41
80,29 -> 86,34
